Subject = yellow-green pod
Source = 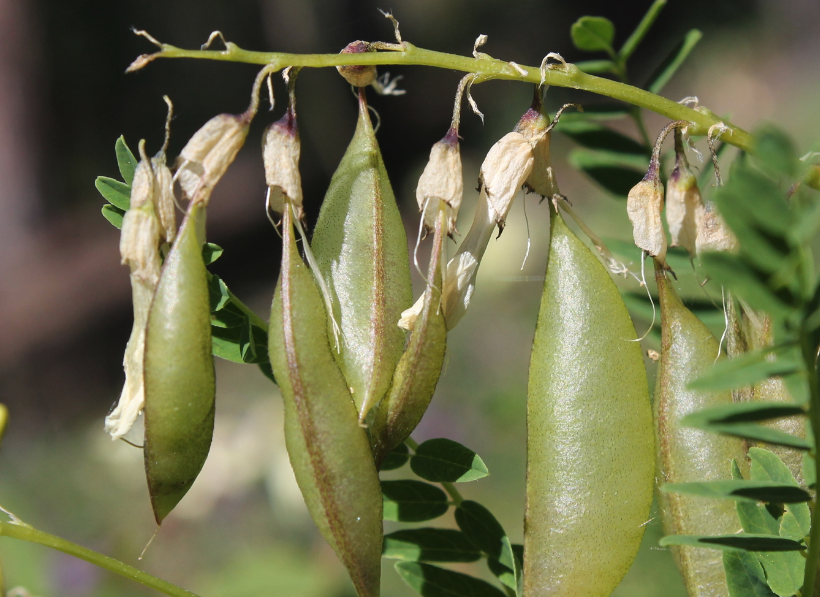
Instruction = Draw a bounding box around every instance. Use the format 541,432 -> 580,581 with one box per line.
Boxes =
269,204 -> 383,597
524,209 -> 654,596
143,202 -> 215,524
0,403 -> 8,450
655,264 -> 746,597
310,90 -> 412,422
371,204 -> 447,468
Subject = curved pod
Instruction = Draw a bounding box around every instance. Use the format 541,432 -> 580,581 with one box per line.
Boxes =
143,203 -> 215,524
655,264 -> 746,597
269,205 -> 383,597
525,210 -> 654,596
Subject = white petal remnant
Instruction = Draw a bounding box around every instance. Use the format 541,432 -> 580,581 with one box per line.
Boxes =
696,203 -> 738,255
666,160 -> 704,257
416,128 -> 463,235
480,132 -> 534,229
398,295 -> 424,331
264,108 -> 303,221
627,170 -> 667,261
176,113 -> 251,206
153,159 -> 176,244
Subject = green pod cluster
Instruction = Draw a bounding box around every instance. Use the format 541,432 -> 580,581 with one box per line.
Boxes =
525,209 -> 654,596
269,204 -> 383,597
143,202 -> 215,524
654,264 -> 746,597
371,204 -> 448,467
311,90 -> 413,422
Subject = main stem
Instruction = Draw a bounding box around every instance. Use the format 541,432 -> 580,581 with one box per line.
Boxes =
802,331 -> 820,597
133,40 -> 755,153
0,522 -> 200,597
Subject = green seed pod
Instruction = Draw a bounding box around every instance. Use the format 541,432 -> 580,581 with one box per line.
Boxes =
143,202 -> 215,524
655,263 -> 746,597
269,203 -> 383,597
371,203 -> 448,467
311,89 -> 412,422
524,209 -> 654,596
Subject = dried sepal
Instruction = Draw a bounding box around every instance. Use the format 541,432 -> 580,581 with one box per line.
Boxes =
627,169 -> 667,261
337,41 -> 377,87
666,131 -> 704,256
696,203 -> 737,254
515,90 -> 561,199
479,131 -> 534,230
416,128 -> 462,235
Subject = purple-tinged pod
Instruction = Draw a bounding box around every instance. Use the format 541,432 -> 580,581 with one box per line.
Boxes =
525,208 -> 654,596
310,89 -> 412,422
143,201 -> 215,524
655,262 -> 746,597
371,203 -> 448,468
269,203 -> 383,597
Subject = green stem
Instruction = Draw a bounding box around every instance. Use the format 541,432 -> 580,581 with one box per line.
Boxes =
133,40 -> 755,152
404,438 -> 464,506
801,331 -> 820,596
0,521 -> 199,597
619,0 -> 667,61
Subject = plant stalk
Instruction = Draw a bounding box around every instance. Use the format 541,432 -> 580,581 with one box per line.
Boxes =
0,521 -> 200,597
801,330 -> 820,596
131,40 -> 755,153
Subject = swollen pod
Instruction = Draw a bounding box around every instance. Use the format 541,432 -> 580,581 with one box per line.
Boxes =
310,91 -> 412,423
525,209 -> 654,596
654,264 -> 746,597
143,202 -> 215,524
269,205 -> 383,597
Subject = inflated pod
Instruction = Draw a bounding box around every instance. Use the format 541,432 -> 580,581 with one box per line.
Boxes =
269,204 -> 383,597
371,204 -> 448,467
143,202 -> 215,524
310,89 -> 412,422
524,209 -> 654,596
655,263 -> 746,597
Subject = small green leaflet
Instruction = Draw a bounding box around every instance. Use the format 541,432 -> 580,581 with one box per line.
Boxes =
382,529 -> 481,563
682,402 -> 805,426
802,452 -> 816,488
381,442 -> 410,471
381,480 -> 449,523
687,349 -> 801,392
723,551 -> 778,597
570,16 -> 615,53
662,480 -> 811,503
645,29 -> 703,94
660,534 -> 804,553
95,177 -> 132,211
115,135 -> 138,186
410,438 -> 488,483
202,243 -> 224,265
101,204 -> 125,229
394,562 -> 507,597
573,60 -> 616,75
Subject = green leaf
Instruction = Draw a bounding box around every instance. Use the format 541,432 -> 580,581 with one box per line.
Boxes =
381,442 -> 410,471
757,551 -> 804,597
486,545 -> 523,593
95,176 -> 131,210
558,121 -> 647,156
410,439 -> 489,483
749,447 -> 801,486
736,499 -> 781,536
570,16 -> 615,53
646,29 -> 703,94
753,126 -> 798,178
381,480 -> 449,522
619,0 -> 667,61
687,349 -> 801,392
211,323 -> 269,365
682,402 -> 805,426
700,252 -> 795,319
454,501 -> 515,571
662,480 -> 811,503
723,551 -> 778,597
202,243 -> 224,265
394,562 -> 507,597
383,529 -> 481,563
802,452 -> 816,488
660,534 -> 805,553
567,149 -> 647,197
779,512 -> 806,542
101,204 -> 125,229
208,274 -> 232,313
573,60 -> 616,75
115,136 -> 138,186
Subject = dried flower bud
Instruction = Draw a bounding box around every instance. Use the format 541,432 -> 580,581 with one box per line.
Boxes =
152,158 -> 176,243
263,108 -> 303,221
696,203 -> 737,255
176,113 -> 251,205
479,131 -> 534,230
627,167 -> 667,260
666,137 -> 704,256
515,97 -> 559,199
416,128 -> 463,235
337,41 -> 377,87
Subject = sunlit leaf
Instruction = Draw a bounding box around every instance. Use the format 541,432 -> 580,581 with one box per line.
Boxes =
662,480 -> 811,503
571,16 -> 615,53
723,551 -> 778,597
95,176 -> 131,210
410,439 -> 488,483
101,204 -> 125,229
115,135 -> 138,186
660,534 -> 805,553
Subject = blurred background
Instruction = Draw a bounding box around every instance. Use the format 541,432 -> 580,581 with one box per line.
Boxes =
0,0 -> 818,595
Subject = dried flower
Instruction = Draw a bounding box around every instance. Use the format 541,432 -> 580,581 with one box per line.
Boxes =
416,128 -> 463,235
627,165 -> 667,261
263,107 -> 303,221
479,131 -> 534,230
696,203 -> 737,254
665,131 -> 703,256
